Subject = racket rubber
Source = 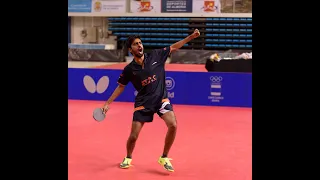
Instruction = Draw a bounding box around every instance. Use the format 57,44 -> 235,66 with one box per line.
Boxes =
93,108 -> 105,122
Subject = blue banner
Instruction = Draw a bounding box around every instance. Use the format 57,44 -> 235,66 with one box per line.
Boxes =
68,68 -> 252,107
68,0 -> 92,12
161,0 -> 192,13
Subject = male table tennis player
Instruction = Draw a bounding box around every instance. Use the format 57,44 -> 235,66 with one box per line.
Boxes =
102,29 -> 200,172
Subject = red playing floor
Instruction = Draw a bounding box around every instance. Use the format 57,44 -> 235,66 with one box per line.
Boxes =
68,100 -> 252,180
93,63 -> 207,72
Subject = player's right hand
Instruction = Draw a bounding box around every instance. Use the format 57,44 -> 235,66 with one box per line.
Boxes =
191,29 -> 200,39
102,104 -> 109,114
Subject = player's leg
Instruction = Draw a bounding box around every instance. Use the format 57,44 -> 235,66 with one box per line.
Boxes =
120,108 -> 154,169
120,121 -> 144,168
161,111 -> 177,157
157,101 -> 177,172
126,121 -> 145,158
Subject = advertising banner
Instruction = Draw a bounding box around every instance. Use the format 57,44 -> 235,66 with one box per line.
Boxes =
192,0 -> 221,13
161,0 -> 192,13
91,0 -> 127,13
130,0 -> 161,13
68,0 -> 92,12
68,68 -> 252,107
68,17 -> 71,43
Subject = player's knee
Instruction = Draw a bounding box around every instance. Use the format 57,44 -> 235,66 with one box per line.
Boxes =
129,133 -> 139,142
167,120 -> 177,130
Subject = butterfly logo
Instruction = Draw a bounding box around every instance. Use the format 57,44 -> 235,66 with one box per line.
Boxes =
83,75 -> 109,94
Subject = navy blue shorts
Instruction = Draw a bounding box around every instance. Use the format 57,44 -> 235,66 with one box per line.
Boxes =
133,101 -> 173,122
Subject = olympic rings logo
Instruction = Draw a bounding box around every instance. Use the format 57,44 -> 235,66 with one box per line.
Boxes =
210,76 -> 223,82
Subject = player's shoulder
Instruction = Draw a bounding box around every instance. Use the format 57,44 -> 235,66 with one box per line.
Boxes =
149,47 -> 169,55
123,61 -> 134,71
153,47 -> 169,52
124,62 -> 132,69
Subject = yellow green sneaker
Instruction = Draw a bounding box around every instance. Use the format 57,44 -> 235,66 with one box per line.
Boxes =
158,156 -> 174,172
120,157 -> 132,169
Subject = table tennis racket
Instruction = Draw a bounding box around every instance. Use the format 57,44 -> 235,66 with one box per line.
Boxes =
93,108 -> 106,122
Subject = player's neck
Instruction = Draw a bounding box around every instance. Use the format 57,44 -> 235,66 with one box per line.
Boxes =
134,54 -> 144,65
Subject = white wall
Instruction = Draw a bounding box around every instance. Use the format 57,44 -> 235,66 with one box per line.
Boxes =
71,17 -> 117,46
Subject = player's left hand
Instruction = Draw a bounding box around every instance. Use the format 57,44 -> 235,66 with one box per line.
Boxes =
191,29 -> 200,39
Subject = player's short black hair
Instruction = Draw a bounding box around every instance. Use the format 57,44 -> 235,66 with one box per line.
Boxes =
126,35 -> 141,49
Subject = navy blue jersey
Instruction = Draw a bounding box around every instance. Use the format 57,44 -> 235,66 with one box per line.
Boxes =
118,47 -> 171,110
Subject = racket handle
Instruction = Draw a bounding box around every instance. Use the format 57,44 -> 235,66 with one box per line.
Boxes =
102,106 -> 109,114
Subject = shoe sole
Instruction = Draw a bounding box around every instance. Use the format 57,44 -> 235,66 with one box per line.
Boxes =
158,160 -> 174,172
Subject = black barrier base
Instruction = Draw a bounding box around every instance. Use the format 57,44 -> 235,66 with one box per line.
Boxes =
205,59 -> 252,73
170,49 -> 251,64
68,48 -> 125,62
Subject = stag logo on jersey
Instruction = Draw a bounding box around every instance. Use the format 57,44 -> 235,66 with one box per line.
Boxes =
83,75 -> 109,94
141,75 -> 157,86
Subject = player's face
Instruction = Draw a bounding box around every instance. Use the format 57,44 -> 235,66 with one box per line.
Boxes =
130,38 -> 144,58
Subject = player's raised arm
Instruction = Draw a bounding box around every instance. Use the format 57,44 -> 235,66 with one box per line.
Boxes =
170,29 -> 200,52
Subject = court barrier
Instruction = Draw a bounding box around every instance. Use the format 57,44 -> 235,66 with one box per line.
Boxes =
68,68 -> 252,107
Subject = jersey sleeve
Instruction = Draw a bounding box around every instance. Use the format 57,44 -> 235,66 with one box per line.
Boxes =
117,67 -> 132,86
152,46 -> 171,64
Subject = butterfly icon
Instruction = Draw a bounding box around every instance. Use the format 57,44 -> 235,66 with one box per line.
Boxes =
83,75 -> 110,94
